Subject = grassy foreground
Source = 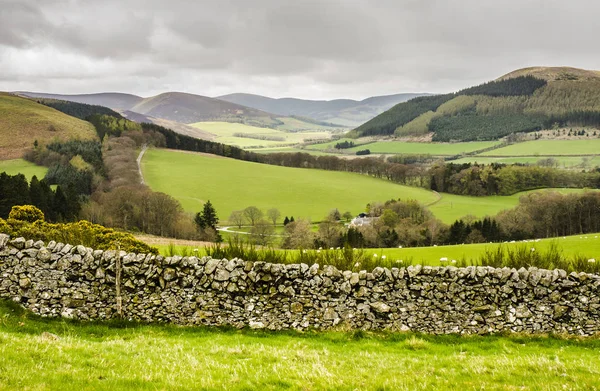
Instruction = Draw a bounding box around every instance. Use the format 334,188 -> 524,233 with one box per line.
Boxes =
1,300 -> 600,390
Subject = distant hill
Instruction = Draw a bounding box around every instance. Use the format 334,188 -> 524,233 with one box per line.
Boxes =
218,92 -> 428,127
350,67 -> 600,141
119,110 -> 216,141
18,92 -> 143,110
0,93 -> 97,159
129,92 -> 280,125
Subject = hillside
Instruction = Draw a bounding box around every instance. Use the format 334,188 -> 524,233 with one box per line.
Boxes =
119,110 -> 217,140
0,93 -> 98,159
351,67 -> 600,141
18,92 -> 143,110
218,92 -> 428,127
128,92 -> 282,125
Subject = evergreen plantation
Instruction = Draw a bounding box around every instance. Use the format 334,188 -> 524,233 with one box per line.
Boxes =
351,68 -> 600,141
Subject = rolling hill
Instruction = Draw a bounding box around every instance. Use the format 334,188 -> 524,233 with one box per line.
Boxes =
218,92 -> 429,127
18,92 -> 143,110
129,92 -> 279,125
351,66 -> 600,141
0,93 -> 98,159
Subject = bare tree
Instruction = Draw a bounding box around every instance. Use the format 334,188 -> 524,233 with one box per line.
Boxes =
267,208 -> 281,226
229,210 -> 246,229
281,219 -> 314,249
250,219 -> 275,246
244,206 -> 263,226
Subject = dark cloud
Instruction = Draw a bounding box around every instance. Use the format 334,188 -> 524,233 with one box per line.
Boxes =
0,0 -> 598,99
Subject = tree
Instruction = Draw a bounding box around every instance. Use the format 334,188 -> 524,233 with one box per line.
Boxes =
195,200 -> 219,230
267,208 -> 281,226
244,206 -> 263,226
343,211 -> 353,222
318,216 -> 343,248
283,216 -> 290,226
250,219 -> 275,246
229,210 -> 245,229
282,219 -> 314,249
328,208 -> 341,221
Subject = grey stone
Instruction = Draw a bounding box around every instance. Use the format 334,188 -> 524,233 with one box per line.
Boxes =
370,302 -> 391,313
10,237 -> 26,249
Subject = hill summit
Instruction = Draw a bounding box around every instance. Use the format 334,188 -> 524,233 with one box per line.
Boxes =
350,66 -> 600,141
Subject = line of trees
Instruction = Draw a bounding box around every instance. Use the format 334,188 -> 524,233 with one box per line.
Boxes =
0,174 -> 79,222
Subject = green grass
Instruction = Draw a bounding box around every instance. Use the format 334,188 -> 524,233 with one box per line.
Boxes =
142,149 -> 596,225
0,93 -> 97,159
480,139 -> 600,156
156,231 -> 600,267
141,148 -> 438,222
450,155 -> 600,168
347,141 -> 500,155
2,301 -> 600,390
248,147 -> 341,156
190,121 -> 331,148
0,158 -> 47,180
308,140 -> 499,155
429,188 -> 594,223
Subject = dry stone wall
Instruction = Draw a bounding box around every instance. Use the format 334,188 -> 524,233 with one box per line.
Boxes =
1,234 -> 599,335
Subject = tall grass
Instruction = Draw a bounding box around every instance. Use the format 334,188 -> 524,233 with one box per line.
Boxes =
205,238 -> 413,272
478,241 -> 599,273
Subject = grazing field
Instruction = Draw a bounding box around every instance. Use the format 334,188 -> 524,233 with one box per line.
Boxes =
141,149 -> 438,222
428,188 -> 594,223
480,139 -> 600,156
308,139 -> 499,155
0,93 -> 97,159
450,155 -> 600,168
156,230 -> 600,266
142,149 -> 596,224
248,147 -> 340,156
190,121 -> 331,148
0,158 -> 47,180
346,141 -> 500,155
2,301 -> 600,390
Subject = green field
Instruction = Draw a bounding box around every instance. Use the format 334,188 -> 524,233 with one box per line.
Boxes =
428,188 -> 593,223
2,301 -> 600,390
142,149 -> 438,222
157,230 -> 600,267
480,139 -> 600,156
190,121 -> 331,148
450,155 -> 600,168
0,158 -> 47,180
142,149 -> 596,224
308,139 -> 499,155
248,147 -> 340,156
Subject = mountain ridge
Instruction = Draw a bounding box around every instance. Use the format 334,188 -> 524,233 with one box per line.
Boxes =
350,66 -> 600,141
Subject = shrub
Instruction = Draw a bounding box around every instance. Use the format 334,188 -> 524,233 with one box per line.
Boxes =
0,217 -> 158,255
8,205 -> 45,223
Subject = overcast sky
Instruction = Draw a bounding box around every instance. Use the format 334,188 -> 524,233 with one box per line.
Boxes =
1,0 -> 598,100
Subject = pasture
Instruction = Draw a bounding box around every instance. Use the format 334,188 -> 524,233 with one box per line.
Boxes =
428,188 -> 593,223
142,149 -> 596,225
190,121 -> 331,148
480,139 -> 600,156
0,158 -> 47,180
141,148 -> 438,222
308,139 -> 499,155
156,230 -> 600,267
450,155 -> 600,168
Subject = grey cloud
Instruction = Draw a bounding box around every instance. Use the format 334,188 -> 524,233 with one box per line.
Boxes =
0,0 -> 599,99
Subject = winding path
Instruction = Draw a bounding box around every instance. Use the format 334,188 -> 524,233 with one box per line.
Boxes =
137,144 -> 148,185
